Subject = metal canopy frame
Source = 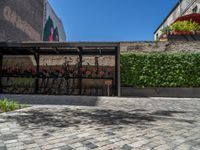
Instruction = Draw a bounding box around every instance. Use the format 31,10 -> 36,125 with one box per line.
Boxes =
0,42 -> 119,55
0,42 -> 121,96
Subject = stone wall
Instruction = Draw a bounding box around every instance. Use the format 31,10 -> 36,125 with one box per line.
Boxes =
39,56 -> 115,67
37,41 -> 200,67
120,41 -> 200,53
0,0 -> 44,41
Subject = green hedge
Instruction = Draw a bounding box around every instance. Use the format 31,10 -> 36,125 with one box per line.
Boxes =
121,52 -> 200,88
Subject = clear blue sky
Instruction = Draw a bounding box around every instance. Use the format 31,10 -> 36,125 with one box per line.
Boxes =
49,0 -> 178,41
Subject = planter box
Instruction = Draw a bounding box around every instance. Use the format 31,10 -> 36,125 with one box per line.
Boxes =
121,87 -> 200,98
167,34 -> 200,41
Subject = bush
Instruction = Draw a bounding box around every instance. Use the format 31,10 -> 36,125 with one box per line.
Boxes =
0,98 -> 21,112
160,26 -> 172,34
121,52 -> 200,88
171,20 -> 200,32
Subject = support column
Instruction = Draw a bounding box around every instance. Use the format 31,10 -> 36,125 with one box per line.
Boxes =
0,54 -> 3,93
95,56 -> 99,96
78,47 -> 83,95
115,45 -> 121,97
34,52 -> 40,94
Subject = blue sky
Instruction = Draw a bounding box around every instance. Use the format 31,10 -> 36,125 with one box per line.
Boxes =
49,0 -> 178,41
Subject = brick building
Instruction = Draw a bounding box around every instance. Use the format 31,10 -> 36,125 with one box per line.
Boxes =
0,0 -> 66,68
0,0 -> 44,41
0,0 -> 66,42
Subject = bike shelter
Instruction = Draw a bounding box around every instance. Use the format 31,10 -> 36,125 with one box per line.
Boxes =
0,42 -> 121,96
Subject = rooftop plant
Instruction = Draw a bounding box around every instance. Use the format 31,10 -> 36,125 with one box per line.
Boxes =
160,26 -> 172,34
171,20 -> 200,32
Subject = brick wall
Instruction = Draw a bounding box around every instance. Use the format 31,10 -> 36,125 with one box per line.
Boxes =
0,0 -> 44,41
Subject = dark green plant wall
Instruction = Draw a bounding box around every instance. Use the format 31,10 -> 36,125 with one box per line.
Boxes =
121,52 -> 200,88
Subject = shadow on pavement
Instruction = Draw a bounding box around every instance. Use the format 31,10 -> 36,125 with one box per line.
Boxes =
151,110 -> 186,117
2,108 -> 196,130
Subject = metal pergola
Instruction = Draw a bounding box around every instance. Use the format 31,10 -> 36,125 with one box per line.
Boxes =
0,42 -> 121,96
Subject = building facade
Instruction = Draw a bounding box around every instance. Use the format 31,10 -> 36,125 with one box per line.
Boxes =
0,0 -> 66,42
43,1 -> 66,42
0,0 -> 44,41
0,0 -> 66,70
154,0 -> 200,40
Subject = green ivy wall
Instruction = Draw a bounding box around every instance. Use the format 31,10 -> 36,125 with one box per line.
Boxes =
121,52 -> 200,88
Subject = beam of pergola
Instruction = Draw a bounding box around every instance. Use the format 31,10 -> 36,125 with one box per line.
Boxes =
0,42 -> 119,56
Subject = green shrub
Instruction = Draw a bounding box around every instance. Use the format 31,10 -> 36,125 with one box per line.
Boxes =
171,20 -> 200,32
161,26 -> 172,34
8,101 -> 18,111
11,78 -> 35,87
0,98 -> 20,112
121,52 -> 200,88
0,99 -> 9,112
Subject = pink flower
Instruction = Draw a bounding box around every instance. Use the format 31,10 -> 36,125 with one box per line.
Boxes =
73,70 -> 78,75
86,70 -> 91,75
99,71 -> 105,77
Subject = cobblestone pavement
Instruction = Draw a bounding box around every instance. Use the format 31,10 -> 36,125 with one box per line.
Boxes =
0,97 -> 200,150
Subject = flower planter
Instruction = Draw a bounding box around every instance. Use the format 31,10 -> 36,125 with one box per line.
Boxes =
173,31 -> 193,35
121,87 -> 200,98
195,31 -> 200,34
168,33 -> 200,41
161,34 -> 168,38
